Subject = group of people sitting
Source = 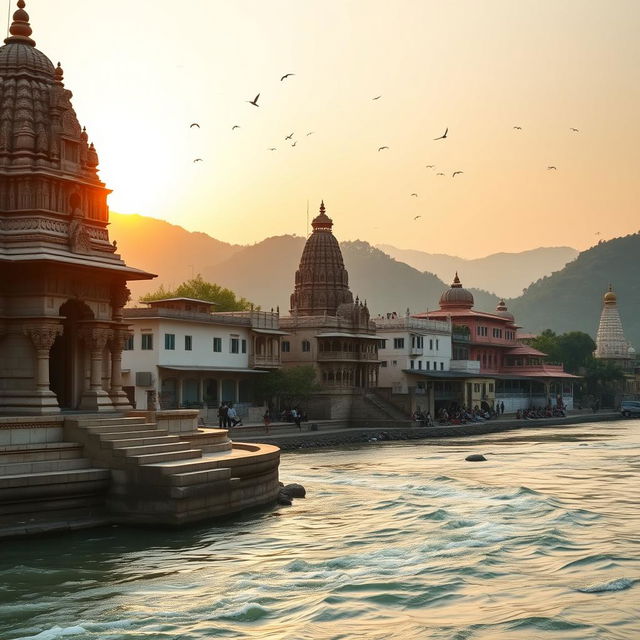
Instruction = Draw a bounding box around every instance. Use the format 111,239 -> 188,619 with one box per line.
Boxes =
437,405 -> 497,425
516,405 -> 565,419
412,410 -> 434,426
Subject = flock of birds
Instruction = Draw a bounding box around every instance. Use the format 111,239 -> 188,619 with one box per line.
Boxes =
188,73 -> 582,218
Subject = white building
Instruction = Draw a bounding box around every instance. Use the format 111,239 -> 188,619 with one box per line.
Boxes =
121,298 -> 285,419
375,313 -> 452,414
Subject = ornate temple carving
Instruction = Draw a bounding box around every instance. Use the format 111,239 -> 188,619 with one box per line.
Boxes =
290,201 -> 354,316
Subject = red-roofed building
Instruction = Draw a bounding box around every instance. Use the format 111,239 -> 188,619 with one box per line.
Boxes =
409,274 -> 578,412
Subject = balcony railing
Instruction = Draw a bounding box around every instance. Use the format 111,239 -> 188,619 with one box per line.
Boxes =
409,347 -> 424,356
249,354 -> 281,368
317,351 -> 378,361
501,363 -> 566,373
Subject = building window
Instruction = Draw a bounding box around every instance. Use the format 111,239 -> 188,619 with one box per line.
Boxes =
440,362 -> 444,370
392,360 -> 398,367
185,335 -> 192,351
123,335 -> 134,351
410,360 -> 415,369
241,339 -> 247,354
141,333 -> 153,350
489,383 -> 494,392
418,360 -> 422,370
393,338 -> 405,349
474,383 -> 480,392
426,361 -> 431,370
164,333 -> 175,350
436,339 -> 439,350
429,339 -> 433,350
231,338 -> 240,354
282,341 -> 290,353
302,340 -> 311,352
381,361 -> 388,367
377,339 -> 386,349
213,337 -> 222,352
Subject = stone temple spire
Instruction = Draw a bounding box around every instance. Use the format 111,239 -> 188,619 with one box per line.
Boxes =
5,1 -> 35,47
595,284 -> 633,361
290,201 -> 354,315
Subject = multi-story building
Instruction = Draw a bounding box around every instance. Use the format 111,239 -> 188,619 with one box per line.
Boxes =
121,298 -> 284,418
411,274 -> 578,413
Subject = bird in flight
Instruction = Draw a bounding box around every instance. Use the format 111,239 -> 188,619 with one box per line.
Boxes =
291,141 -> 297,147
280,73 -> 295,81
513,126 -> 522,130
247,93 -> 260,107
232,125 -> 240,130
425,165 -> 435,169
306,131 -> 314,136
410,193 -> 418,197
378,146 -> 389,151
547,166 -> 557,170
434,127 -> 448,140
414,215 -> 422,220
570,127 -> 579,132
268,147 -> 277,151
372,95 -> 382,100
452,171 -> 463,177
285,133 -> 294,140
190,123 -> 200,129
436,172 -> 445,176
193,158 -> 203,163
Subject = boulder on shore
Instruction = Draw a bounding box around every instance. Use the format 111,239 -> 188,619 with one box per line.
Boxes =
465,454 -> 487,462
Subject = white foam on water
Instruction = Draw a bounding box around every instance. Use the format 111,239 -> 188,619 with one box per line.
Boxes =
13,625 -> 87,640
576,577 -> 635,593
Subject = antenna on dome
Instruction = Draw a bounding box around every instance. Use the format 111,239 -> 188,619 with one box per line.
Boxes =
6,1 -> 11,38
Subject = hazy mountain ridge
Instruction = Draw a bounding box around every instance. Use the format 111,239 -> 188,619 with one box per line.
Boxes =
508,234 -> 640,349
111,213 -> 638,349
376,244 -> 579,298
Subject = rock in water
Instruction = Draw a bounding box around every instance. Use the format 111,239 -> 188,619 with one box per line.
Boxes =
282,483 -> 306,498
277,491 -> 293,505
465,454 -> 487,462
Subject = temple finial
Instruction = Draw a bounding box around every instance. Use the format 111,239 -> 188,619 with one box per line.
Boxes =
5,0 -> 35,46
319,200 -> 325,214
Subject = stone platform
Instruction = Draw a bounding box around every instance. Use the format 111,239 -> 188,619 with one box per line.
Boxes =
0,412 -> 280,538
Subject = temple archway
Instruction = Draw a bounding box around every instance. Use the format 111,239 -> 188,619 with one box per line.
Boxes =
50,299 -> 94,409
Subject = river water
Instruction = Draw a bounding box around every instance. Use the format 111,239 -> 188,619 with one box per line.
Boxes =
1,421 -> 638,640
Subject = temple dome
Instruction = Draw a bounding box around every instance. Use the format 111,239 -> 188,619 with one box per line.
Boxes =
439,273 -> 474,310
603,285 -> 617,304
290,201 -> 354,316
495,299 -> 514,322
0,42 -> 54,78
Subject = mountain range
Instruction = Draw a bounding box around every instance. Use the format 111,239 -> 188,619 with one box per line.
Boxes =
110,213 -> 639,349
376,244 -> 579,298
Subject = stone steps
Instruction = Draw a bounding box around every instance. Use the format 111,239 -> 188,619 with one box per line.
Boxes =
125,449 -> 202,466
82,422 -> 159,435
66,416 -> 148,428
102,435 -> 180,449
98,429 -> 169,441
0,458 -> 91,476
0,442 -> 84,464
0,468 -> 111,501
112,441 -> 193,458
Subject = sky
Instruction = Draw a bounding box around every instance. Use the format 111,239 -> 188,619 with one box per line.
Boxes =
19,0 -> 640,258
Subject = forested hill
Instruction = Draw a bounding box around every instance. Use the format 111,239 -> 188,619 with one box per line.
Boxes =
509,233 -> 640,348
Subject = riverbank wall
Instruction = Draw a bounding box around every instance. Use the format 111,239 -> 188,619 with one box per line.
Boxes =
228,411 -> 625,451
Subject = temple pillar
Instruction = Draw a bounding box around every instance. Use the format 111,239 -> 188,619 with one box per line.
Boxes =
78,324 -> 115,412
21,321 -> 63,414
109,326 -> 133,411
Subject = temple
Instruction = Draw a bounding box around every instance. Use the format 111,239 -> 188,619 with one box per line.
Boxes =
594,285 -> 634,367
0,1 -> 154,415
279,202 -> 382,419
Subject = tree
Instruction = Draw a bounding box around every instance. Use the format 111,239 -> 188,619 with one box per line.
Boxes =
583,358 -> 625,407
140,275 -> 255,312
255,366 -> 319,408
530,329 -> 560,362
556,332 -> 597,374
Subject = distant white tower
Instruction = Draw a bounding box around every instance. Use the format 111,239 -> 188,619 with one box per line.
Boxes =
594,285 -> 633,365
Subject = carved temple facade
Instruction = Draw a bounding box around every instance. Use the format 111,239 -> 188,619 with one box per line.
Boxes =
0,2 -> 154,415
279,202 -> 380,419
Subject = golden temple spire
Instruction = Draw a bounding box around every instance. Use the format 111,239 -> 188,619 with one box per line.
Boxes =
5,0 -> 35,46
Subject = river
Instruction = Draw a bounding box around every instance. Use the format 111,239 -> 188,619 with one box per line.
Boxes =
0,420 -> 638,640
